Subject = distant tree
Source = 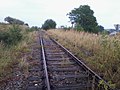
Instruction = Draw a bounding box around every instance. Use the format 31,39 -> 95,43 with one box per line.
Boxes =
31,26 -> 39,31
24,23 -> 29,26
60,25 -> 71,30
68,5 -> 99,33
97,25 -> 104,32
4,17 -> 13,24
42,19 -> 56,30
4,16 -> 24,25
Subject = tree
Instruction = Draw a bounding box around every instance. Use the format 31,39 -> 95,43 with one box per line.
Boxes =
31,26 -> 39,31
42,19 -> 56,30
4,16 -> 24,25
68,5 -> 98,33
25,23 -> 29,26
74,23 -> 84,31
97,25 -> 104,32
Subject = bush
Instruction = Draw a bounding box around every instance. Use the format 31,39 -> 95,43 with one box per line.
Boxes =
42,19 -> 56,30
0,25 -> 22,45
30,26 -> 39,31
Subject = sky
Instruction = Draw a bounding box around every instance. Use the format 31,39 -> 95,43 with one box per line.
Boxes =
0,0 -> 120,29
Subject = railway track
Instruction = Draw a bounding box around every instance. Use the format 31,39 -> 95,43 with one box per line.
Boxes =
26,35 -> 44,90
26,31 -> 112,90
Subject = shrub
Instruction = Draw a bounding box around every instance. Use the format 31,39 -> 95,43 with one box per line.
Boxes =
0,25 -> 22,45
42,19 -> 56,30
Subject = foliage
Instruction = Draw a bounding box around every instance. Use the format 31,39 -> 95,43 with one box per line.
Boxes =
68,5 -> 99,33
42,19 -> 56,30
99,80 -> 116,90
60,25 -> 71,30
63,27 -> 71,30
101,30 -> 109,35
48,29 -> 120,89
24,23 -> 29,26
4,16 -> 24,25
31,26 -> 39,31
0,24 -> 36,85
74,23 -> 84,31
98,25 -> 104,32
0,25 -> 22,45
26,26 -> 39,32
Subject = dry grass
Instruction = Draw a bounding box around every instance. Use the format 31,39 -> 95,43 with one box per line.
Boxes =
47,29 -> 120,89
0,24 -> 11,31
0,24 -> 37,81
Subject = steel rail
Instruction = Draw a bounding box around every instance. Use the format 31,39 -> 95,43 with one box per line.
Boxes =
41,38 -> 51,90
51,38 -> 113,90
40,31 -> 113,90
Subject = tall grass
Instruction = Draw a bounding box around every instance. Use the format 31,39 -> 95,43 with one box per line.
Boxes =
0,24 -> 37,81
48,29 -> 120,89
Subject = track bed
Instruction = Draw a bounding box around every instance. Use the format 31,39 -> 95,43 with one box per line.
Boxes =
40,31 -> 112,90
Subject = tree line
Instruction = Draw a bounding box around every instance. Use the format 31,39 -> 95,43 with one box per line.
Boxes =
42,5 -> 104,34
4,5 -> 105,34
4,16 -> 28,26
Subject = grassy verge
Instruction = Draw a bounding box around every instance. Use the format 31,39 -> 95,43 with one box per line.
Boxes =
47,29 -> 120,89
0,24 -> 37,82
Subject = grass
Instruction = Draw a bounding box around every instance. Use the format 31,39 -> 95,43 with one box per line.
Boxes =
47,29 -> 120,89
0,24 -> 37,81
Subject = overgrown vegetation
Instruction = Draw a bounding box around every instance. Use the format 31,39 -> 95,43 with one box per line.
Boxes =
0,24 -> 36,82
29,26 -> 40,31
48,29 -> 120,89
0,25 -> 22,45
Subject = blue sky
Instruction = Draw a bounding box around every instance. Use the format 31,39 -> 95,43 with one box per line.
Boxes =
0,0 -> 120,29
